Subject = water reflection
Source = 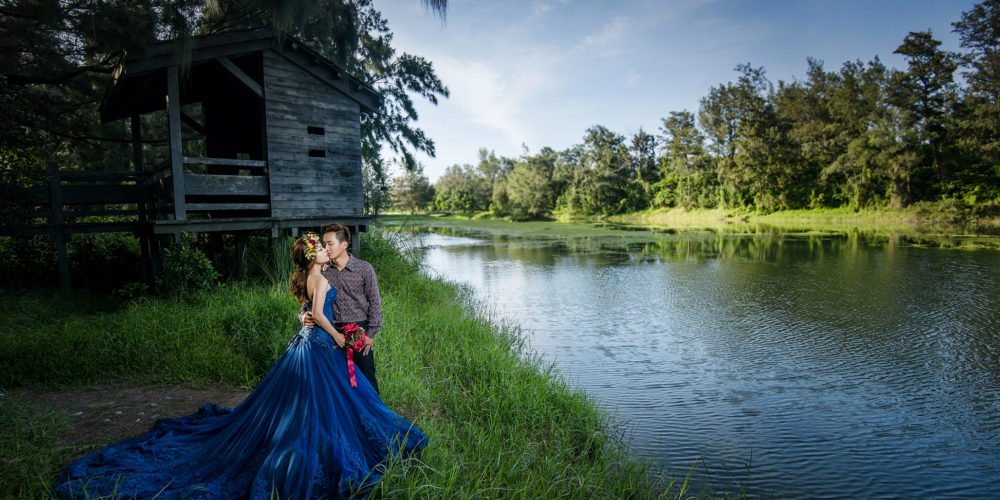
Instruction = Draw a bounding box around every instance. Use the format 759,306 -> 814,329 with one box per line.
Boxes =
394,222 -> 1000,265
387,221 -> 1000,499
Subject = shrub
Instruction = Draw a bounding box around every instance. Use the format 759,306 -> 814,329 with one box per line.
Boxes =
68,233 -> 141,289
159,243 -> 220,294
0,233 -> 141,290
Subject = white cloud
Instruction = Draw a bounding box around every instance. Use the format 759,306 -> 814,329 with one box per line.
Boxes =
532,0 -> 573,17
431,52 -> 557,152
578,15 -> 632,57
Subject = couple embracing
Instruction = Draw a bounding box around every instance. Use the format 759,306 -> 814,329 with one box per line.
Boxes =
53,223 -> 427,499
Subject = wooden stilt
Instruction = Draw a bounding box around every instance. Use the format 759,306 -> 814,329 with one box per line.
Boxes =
48,161 -> 70,289
132,114 -> 153,284
167,65 -> 186,222
235,231 -> 250,279
150,235 -> 164,278
208,232 -> 225,276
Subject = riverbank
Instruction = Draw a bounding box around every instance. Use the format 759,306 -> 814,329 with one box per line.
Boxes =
0,230 -> 689,499
392,202 -> 1000,232
383,204 -> 1000,250
612,204 -> 999,232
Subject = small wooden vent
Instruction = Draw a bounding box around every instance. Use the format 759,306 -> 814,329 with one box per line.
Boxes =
307,126 -> 325,135
309,149 -> 326,158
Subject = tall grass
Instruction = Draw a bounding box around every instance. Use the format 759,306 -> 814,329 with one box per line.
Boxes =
0,398 -> 79,499
0,285 -> 298,389
0,229 -> 697,498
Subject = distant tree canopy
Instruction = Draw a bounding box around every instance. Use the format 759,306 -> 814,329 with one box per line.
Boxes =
427,0 -> 1000,220
0,0 -> 449,211
390,167 -> 434,214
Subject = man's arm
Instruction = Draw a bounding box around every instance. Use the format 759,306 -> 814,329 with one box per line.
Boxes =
298,301 -> 314,326
364,263 -> 382,337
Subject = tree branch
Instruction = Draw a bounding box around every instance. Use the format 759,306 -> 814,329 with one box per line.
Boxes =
0,7 -> 41,19
4,65 -> 114,85
42,127 -> 168,145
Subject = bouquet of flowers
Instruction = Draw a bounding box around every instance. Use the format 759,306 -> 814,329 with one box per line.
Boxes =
343,323 -> 366,351
342,323 -> 367,388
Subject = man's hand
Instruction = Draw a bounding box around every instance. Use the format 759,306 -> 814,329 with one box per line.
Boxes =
362,335 -> 374,356
301,311 -> 316,328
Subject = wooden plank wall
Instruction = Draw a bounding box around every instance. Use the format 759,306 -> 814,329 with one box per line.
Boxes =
262,49 -> 364,219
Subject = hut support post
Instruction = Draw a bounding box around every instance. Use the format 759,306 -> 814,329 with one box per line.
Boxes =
150,236 -> 164,278
48,161 -> 70,289
351,224 -> 360,256
235,232 -> 249,279
132,114 -> 152,284
167,65 -> 186,223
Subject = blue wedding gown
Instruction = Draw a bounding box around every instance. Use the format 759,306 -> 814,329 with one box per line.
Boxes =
53,288 -> 427,499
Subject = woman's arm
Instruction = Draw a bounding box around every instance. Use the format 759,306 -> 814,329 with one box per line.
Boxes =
308,275 -> 345,348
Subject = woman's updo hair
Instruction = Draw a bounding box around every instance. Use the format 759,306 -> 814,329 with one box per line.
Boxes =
289,236 -> 317,303
321,223 -> 351,246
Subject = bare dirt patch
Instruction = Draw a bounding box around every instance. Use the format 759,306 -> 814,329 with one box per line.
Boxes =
9,384 -> 250,449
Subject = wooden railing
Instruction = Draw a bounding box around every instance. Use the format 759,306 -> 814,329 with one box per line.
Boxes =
0,162 -> 149,287
1,158 -> 374,288
2,163 -> 146,236
2,157 -> 273,236
137,156 -> 272,219
179,157 -> 270,213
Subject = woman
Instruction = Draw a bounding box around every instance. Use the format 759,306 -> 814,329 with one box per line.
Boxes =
53,234 -> 427,499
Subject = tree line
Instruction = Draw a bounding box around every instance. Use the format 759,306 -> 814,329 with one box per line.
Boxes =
392,1 -> 1000,219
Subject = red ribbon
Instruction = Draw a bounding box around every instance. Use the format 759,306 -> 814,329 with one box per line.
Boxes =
346,347 -> 358,387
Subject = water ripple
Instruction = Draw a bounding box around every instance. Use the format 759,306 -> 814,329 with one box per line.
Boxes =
413,232 -> 1000,499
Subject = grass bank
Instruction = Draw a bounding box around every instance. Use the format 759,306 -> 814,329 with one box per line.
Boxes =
393,201 -> 1000,234
0,230 -> 688,499
612,204 -> 1000,233
385,204 -> 1000,250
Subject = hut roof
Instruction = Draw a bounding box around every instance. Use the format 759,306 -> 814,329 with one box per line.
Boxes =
100,29 -> 381,122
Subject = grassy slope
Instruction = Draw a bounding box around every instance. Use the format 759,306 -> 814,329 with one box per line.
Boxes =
0,230 -> 682,499
389,201 -> 1000,233
382,206 -> 1000,250
611,205 -> 984,231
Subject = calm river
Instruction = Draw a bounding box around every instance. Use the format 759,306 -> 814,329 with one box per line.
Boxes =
389,221 -> 1000,499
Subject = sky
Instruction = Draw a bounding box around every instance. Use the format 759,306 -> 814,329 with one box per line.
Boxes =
376,0 -> 977,182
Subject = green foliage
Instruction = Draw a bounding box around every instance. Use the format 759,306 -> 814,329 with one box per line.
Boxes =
506,150 -> 556,219
433,163 -> 493,212
0,233 -> 142,291
0,148 -> 44,232
114,281 -> 152,302
159,242 -> 221,295
390,167 -> 435,214
490,177 -> 511,216
267,235 -> 296,286
0,397 -> 75,499
953,0 -> 1000,164
0,235 -> 55,287
0,284 -> 295,389
432,149 -> 515,214
68,233 -> 142,290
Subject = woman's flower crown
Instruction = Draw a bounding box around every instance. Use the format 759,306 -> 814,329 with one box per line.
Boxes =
302,232 -> 320,260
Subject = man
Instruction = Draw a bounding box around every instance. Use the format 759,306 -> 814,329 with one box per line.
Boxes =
300,223 -> 382,394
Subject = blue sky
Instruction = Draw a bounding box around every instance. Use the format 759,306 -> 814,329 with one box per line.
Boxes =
376,0 -> 975,182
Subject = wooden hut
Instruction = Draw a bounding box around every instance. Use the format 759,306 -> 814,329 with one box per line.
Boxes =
4,29 -> 380,286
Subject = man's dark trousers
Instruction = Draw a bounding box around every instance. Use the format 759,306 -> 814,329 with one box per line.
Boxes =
335,321 -> 379,395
